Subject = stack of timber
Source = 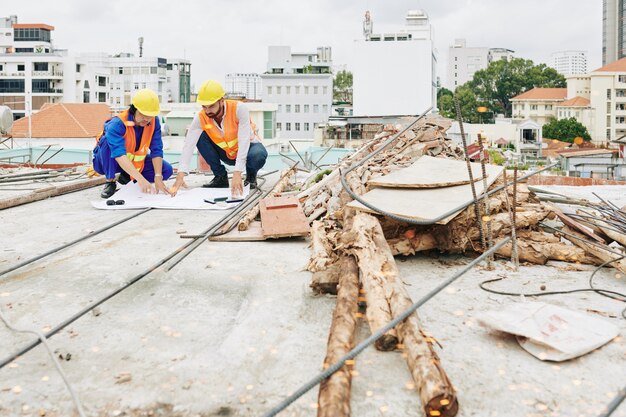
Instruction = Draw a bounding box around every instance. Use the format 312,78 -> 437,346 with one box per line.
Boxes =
302,115 -> 621,416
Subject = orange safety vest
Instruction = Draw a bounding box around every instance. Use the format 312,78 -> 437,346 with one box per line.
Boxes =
198,100 -> 258,160
97,110 -> 155,173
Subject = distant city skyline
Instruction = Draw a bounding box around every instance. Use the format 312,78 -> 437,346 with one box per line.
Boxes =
6,0 -> 602,89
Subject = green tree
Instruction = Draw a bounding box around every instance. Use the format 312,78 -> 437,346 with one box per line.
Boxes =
333,70 -> 353,103
438,85 -> 482,123
469,58 -> 566,117
542,117 -> 591,143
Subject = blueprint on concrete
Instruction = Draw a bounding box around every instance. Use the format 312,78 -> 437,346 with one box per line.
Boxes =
91,182 -> 249,210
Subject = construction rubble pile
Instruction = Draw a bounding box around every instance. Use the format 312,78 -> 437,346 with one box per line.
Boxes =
294,116 -> 626,417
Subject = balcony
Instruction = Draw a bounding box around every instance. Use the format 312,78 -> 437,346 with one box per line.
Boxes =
32,88 -> 63,94
0,72 -> 26,77
32,70 -> 64,78
519,141 -> 541,150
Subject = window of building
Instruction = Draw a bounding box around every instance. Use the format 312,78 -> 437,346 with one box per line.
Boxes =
277,104 -> 282,113
286,104 -> 291,113
607,129 -> 611,140
616,116 -> 625,124
118,67 -> 123,74
304,122 -> 309,131
304,104 -> 309,113
276,86 -> 282,94
267,86 -> 272,95
83,91 -> 90,103
150,67 -> 157,74
314,86 -> 319,94
322,104 -> 328,113
98,92 -> 107,103
313,104 -> 319,113
608,102 -> 613,113
98,76 -> 107,87
17,64 -> 25,72
263,111 -> 275,139
15,48 -> 34,53
33,62 -> 48,71
141,83 -> 146,89
32,79 -> 51,93
276,122 -> 282,131
295,104 -> 300,113
545,105 -> 552,110
134,83 -> 139,90
455,57 -> 458,61
14,28 -> 51,42
620,75 -> 626,83
286,122 -> 291,131
323,86 -> 328,95
295,122 -> 301,131
304,86 -> 309,94
295,86 -> 300,94
530,105 -> 538,111
286,86 -> 291,94
608,89 -> 612,99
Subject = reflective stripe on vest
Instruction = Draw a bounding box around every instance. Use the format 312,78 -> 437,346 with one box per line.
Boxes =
199,100 -> 246,160
117,109 -> 155,173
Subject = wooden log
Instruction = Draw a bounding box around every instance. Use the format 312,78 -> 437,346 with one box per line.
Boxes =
317,255 -> 360,417
349,213 -> 458,416
495,237 -> 602,265
310,263 -> 340,295
238,167 -> 296,231
561,226 -> 626,275
307,221 -> 338,272
0,177 -> 107,210
340,221 -> 398,351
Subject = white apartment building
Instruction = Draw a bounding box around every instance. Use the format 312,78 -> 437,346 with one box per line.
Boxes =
0,16 -> 82,118
510,88 -> 568,125
353,10 -> 437,117
77,53 -> 191,112
0,15 -> 191,119
550,50 -> 588,76
225,73 -> 261,100
447,39 -> 514,89
260,46 -> 333,140
589,57 -> 626,144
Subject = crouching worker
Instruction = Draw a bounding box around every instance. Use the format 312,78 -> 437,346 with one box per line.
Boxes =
93,89 -> 173,198
169,79 -> 267,197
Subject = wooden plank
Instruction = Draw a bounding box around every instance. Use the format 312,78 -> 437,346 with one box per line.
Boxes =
0,177 -> 107,210
209,221 -> 267,241
260,195 -> 310,238
368,155 -> 486,188
348,164 -> 503,225
551,207 -> 607,244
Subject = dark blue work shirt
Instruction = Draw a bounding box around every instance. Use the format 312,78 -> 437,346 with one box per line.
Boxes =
101,113 -> 163,159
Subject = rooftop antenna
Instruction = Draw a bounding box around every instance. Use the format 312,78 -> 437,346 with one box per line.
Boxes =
138,36 -> 144,58
363,10 -> 373,40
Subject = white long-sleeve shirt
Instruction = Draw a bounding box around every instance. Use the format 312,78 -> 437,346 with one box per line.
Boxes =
179,101 -> 259,173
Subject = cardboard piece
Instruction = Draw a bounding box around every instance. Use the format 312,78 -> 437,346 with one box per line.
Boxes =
478,302 -> 619,362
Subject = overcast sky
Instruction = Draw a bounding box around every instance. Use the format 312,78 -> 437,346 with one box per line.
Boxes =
8,0 -> 601,89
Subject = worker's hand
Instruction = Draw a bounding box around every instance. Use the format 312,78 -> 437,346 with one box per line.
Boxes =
155,176 -> 172,196
231,171 -> 243,198
138,178 -> 156,194
169,173 -> 188,197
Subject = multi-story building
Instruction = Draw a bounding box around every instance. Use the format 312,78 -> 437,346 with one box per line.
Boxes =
260,46 -> 332,139
77,53 -> 191,112
0,16 -> 82,119
589,57 -> 626,144
603,0 -> 625,65
353,10 -> 437,116
0,15 -> 191,119
446,39 -> 514,89
225,73 -> 261,100
510,88 -> 568,125
550,51 -> 588,76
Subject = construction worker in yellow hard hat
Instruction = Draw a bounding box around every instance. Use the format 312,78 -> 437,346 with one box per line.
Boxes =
170,79 -> 267,197
92,89 -> 173,198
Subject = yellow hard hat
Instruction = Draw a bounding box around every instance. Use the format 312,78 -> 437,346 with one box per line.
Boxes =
197,80 -> 225,106
131,89 -> 160,117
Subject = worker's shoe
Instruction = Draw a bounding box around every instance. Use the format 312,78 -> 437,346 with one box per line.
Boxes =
202,175 -> 229,188
118,171 -> 131,185
244,173 -> 257,189
100,181 -> 117,199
